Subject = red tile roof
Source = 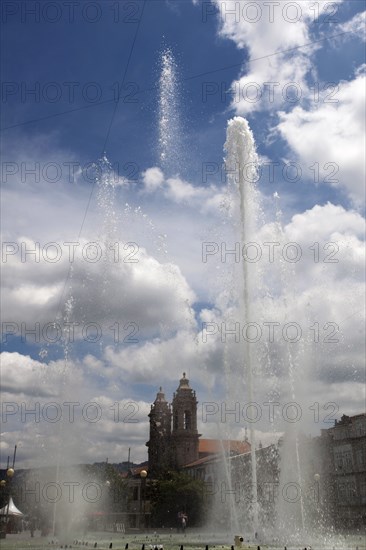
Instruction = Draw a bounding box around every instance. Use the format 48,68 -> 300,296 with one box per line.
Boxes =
183,455 -> 222,468
199,438 -> 250,455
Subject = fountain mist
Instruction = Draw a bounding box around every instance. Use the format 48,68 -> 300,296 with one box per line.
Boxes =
271,197 -> 307,538
44,155 -> 120,539
224,117 -> 261,531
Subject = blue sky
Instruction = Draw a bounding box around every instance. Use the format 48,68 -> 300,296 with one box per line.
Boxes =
2,1 -> 242,164
1,0 -> 365,466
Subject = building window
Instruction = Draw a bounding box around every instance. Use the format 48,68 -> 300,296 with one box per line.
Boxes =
335,451 -> 343,470
348,481 -> 357,502
356,449 -> 365,469
334,448 -> 354,471
344,450 -> 353,470
338,481 -> 356,503
338,482 -> 346,502
129,514 -> 136,528
360,482 -> 366,504
184,410 -> 191,430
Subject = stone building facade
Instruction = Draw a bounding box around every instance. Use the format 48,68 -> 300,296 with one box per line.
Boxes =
321,413 -> 366,529
146,377 -> 366,531
146,374 -> 250,475
146,373 -> 200,474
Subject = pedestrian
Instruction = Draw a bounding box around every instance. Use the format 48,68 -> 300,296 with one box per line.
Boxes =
30,517 -> 35,538
177,512 -> 183,533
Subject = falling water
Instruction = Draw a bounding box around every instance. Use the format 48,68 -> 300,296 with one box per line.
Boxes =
158,47 -> 182,176
222,335 -> 241,534
95,154 -> 119,340
49,155 -> 119,538
272,194 -> 306,536
96,154 -> 119,259
51,295 -> 75,537
224,117 -> 260,531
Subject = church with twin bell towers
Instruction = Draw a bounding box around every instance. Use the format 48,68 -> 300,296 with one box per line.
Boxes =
146,373 -> 201,474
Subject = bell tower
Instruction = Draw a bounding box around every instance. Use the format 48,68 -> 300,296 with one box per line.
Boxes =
171,373 -> 200,468
146,387 -> 172,474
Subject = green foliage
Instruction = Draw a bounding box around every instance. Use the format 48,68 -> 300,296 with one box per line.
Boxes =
150,470 -> 206,528
103,464 -> 129,512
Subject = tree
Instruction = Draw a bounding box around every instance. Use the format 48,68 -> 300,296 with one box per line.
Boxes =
150,471 -> 206,528
102,464 -> 129,513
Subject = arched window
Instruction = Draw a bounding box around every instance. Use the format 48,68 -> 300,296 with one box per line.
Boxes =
184,410 -> 191,430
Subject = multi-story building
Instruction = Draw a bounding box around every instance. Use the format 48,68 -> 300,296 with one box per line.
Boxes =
146,374 -> 251,475
146,377 -> 366,531
321,413 -> 366,529
146,373 -> 201,473
183,442 -> 279,532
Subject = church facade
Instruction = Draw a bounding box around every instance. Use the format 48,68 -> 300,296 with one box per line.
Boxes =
146,373 -> 201,474
146,373 -> 251,476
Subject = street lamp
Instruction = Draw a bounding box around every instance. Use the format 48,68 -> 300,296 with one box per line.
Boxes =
140,470 -> 147,531
0,446 -> 17,539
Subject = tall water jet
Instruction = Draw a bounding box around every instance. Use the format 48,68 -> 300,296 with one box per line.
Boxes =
95,154 -> 119,333
45,154 -> 120,539
158,47 -> 182,176
50,291 -> 75,537
96,154 -> 119,256
224,117 -> 260,532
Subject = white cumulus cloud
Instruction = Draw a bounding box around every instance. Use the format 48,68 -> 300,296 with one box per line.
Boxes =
277,72 -> 366,205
